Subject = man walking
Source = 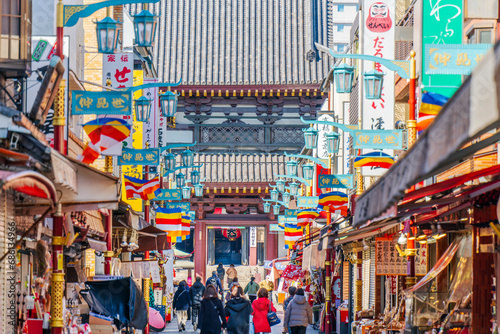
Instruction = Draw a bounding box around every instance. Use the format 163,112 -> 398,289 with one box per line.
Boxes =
189,277 -> 205,330
205,271 -> 223,295
244,276 -> 259,303
173,281 -> 191,331
226,264 -> 237,287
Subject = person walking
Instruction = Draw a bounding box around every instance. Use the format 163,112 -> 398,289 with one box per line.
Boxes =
189,277 -> 205,330
283,288 -> 313,334
252,288 -> 276,334
226,277 -> 240,302
173,281 -> 191,332
226,264 -> 237,287
259,275 -> 274,303
206,271 -> 223,295
224,286 -> 253,334
244,277 -> 259,303
283,286 -> 297,311
216,263 -> 225,289
199,285 -> 227,334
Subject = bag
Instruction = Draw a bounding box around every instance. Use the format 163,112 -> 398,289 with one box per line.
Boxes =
249,315 -> 255,334
209,277 -> 218,286
267,299 -> 281,327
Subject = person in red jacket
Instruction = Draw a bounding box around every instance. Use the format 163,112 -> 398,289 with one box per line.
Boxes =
251,288 -> 277,334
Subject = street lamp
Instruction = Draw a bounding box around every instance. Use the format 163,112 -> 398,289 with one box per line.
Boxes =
160,91 -> 178,117
286,160 -> 298,176
95,17 -> 120,54
182,186 -> 192,199
289,182 -> 300,196
282,192 -> 291,205
303,127 -> 319,149
270,189 -> 279,201
133,10 -> 158,47
134,96 -> 152,122
325,131 -> 340,155
182,149 -> 194,167
333,63 -> 355,93
263,202 -> 271,213
191,170 -> 200,185
165,152 -> 176,171
276,179 -> 286,193
302,163 -> 315,180
273,204 -> 281,215
176,172 -> 185,188
363,70 -> 385,100
194,183 -> 204,197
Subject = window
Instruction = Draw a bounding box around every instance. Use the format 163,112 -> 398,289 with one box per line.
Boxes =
338,4 -> 344,12
0,0 -> 30,62
467,27 -> 493,44
337,44 -> 345,52
338,24 -> 344,32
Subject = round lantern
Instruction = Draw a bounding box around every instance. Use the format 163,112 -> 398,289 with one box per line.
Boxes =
222,229 -> 241,241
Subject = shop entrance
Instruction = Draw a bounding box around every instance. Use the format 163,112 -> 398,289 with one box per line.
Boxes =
214,229 -> 242,265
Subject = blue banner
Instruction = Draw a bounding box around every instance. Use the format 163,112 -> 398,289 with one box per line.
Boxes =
118,148 -> 160,166
164,202 -> 191,211
269,224 -> 283,232
318,174 -> 354,189
189,211 -> 196,221
72,90 -> 132,115
151,189 -> 182,201
285,209 -> 297,218
278,216 -> 297,224
353,130 -> 403,149
296,196 -> 319,208
425,44 -> 492,75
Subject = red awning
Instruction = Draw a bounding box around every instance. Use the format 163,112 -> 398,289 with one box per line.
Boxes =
0,170 -> 57,203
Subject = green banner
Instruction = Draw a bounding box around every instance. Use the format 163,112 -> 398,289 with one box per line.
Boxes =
422,0 -> 463,97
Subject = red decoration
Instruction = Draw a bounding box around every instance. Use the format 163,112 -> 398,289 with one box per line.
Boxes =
222,229 -> 241,241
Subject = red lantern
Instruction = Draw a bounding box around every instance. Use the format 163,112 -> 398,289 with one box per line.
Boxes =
222,229 -> 241,241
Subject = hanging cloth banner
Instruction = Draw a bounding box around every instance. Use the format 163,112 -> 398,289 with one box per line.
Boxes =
222,228 -> 241,241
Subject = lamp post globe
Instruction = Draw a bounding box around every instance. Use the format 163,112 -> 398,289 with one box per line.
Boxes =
134,96 -> 152,122
181,149 -> 194,167
333,63 -> 355,93
363,69 -> 385,100
191,170 -> 200,185
263,202 -> 271,213
95,17 -> 120,54
270,189 -> 279,202
182,186 -> 192,199
176,172 -> 185,188
325,131 -> 340,155
273,204 -> 281,215
289,182 -> 300,196
303,127 -> 319,149
276,179 -> 286,193
133,10 -> 158,47
302,163 -> 315,180
160,91 -> 178,117
286,160 -> 298,176
194,183 -> 204,197
164,152 -> 176,171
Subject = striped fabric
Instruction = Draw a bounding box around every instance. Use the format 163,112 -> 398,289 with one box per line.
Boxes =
353,152 -> 395,169
124,176 -> 160,200
156,207 -> 183,242
417,91 -> 449,133
318,191 -> 348,215
297,208 -> 320,227
284,222 -> 303,249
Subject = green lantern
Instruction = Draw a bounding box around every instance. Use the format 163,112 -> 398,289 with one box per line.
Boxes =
325,131 -> 340,155
286,160 -> 298,176
160,91 -> 178,117
133,10 -> 158,47
134,96 -> 152,122
95,17 -> 120,54
363,69 -> 385,99
333,63 -> 355,93
302,163 -> 315,180
263,202 -> 271,213
303,127 -> 319,149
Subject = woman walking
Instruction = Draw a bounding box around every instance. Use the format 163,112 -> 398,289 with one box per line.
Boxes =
173,281 -> 191,331
199,284 -> 227,334
224,286 -> 253,334
216,263 -> 225,289
252,288 -> 276,334
283,288 -> 313,334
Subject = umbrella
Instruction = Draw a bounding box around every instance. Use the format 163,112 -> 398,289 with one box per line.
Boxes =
149,307 -> 165,332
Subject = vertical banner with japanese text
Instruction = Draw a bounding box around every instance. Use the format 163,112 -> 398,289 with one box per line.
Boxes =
422,0 -> 463,97
142,78 -> 159,149
362,0 -> 395,176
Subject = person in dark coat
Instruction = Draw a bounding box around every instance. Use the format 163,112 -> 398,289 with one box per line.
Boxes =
217,263 -> 225,289
206,271 -> 223,294
189,277 -> 205,330
283,286 -> 297,311
224,286 -> 253,334
173,281 -> 191,331
252,288 -> 276,334
199,284 -> 227,334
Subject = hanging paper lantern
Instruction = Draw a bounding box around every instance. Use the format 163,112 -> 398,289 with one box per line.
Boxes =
222,228 -> 241,241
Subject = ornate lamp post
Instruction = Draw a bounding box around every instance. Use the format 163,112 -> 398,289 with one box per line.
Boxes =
270,189 -> 279,202
263,202 -> 271,213
363,70 -> 385,100
333,63 -> 355,93
95,17 -> 120,54
134,96 -> 152,122
303,127 -> 319,149
133,10 -> 158,47
160,90 -> 178,117
286,160 -> 299,176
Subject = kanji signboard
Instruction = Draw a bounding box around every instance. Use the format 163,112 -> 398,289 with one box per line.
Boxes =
278,216 -> 297,224
72,91 -> 132,115
117,148 -> 160,165
296,196 -> 319,208
375,238 -> 427,276
425,44 -> 492,75
151,189 -> 182,201
318,174 -> 354,189
285,209 -> 297,218
164,202 -> 191,211
353,129 -> 403,149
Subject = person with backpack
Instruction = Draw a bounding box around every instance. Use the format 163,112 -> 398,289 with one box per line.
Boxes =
173,281 -> 191,331
252,288 -> 277,334
189,277 -> 205,330
283,288 -> 313,334
283,286 -> 297,311
244,277 -> 259,303
224,286 -> 253,334
206,271 -> 223,295
216,263 -> 225,289
199,284 -> 227,334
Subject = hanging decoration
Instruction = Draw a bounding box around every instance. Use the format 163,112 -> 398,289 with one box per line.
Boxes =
222,229 -> 241,241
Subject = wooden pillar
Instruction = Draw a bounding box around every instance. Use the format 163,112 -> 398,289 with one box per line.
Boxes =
194,221 -> 207,282
266,229 -> 278,262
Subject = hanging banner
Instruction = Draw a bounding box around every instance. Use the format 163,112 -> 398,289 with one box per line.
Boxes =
362,0 -> 396,176
375,238 -> 427,276
425,43 -> 492,75
151,189 -> 182,201
284,209 -> 297,218
250,226 -> 257,247
142,78 -> 159,148
316,114 -> 335,160
296,196 -> 319,208
72,90 -> 132,115
318,174 -> 354,189
117,148 -> 160,165
164,201 -> 191,212
422,0 -> 463,97
353,129 -> 403,149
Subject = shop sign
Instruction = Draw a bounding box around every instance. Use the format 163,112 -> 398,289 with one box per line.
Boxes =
250,226 -> 257,247
164,202 -> 190,212
296,196 -> 319,208
375,238 -> 427,276
72,90 -> 132,115
151,189 -> 182,201
32,39 -> 49,61
93,275 -> 125,281
189,211 -> 196,221
318,174 -> 354,189
332,276 -> 341,302
269,224 -> 283,232
150,261 -> 161,283
425,44 -> 492,75
278,216 -> 297,224
353,130 -> 403,149
387,275 -> 398,294
154,288 -> 163,306
118,148 -> 160,165
284,209 -> 297,218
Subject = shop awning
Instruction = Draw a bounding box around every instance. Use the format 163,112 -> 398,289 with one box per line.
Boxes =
0,170 -> 57,204
87,237 -> 107,252
353,41 -> 500,227
136,225 -> 168,252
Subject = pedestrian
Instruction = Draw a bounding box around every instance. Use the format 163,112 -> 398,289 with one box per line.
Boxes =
217,262 -> 225,289
283,288 -> 313,334
226,264 -> 237,287
173,281 -> 191,332
283,286 -> 297,311
189,277 -> 205,330
224,286 -> 253,334
252,288 -> 276,334
199,284 -> 227,334
244,277 -> 259,303
206,271 -> 223,295
259,275 -> 274,303
226,277 -> 240,302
